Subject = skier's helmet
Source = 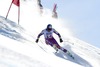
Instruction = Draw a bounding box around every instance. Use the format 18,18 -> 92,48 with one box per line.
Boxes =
47,24 -> 52,31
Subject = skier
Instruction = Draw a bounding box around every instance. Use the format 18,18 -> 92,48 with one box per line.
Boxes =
52,4 -> 58,18
35,24 -> 70,54
38,0 -> 43,9
37,0 -> 43,14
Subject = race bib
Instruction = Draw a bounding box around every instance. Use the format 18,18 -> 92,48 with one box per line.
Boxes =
46,33 -> 52,38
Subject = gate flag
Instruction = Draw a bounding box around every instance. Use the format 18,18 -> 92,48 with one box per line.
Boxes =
12,0 -> 20,6
6,0 -> 20,24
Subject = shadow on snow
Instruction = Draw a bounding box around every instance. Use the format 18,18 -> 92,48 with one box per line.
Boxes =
54,44 -> 92,67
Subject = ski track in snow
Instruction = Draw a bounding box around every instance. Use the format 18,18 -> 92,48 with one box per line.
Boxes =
0,45 -> 52,67
0,16 -> 26,41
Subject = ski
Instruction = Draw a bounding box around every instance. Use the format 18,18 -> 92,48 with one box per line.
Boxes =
67,51 -> 74,59
37,44 -> 47,52
54,48 -> 75,59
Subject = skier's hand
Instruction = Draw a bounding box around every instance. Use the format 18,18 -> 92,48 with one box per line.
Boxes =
36,38 -> 39,43
60,38 -> 63,43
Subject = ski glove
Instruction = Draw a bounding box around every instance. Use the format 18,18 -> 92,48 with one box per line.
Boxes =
36,38 -> 39,43
60,38 -> 63,43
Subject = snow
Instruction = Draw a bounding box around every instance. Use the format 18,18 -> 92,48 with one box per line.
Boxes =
0,17 -> 82,67
0,0 -> 100,67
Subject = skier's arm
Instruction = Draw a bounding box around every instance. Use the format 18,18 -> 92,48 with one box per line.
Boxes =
36,30 -> 44,43
37,33 -> 43,39
53,29 -> 61,38
53,29 -> 63,43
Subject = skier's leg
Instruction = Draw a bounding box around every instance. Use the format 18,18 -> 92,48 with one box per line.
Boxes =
60,47 -> 67,53
53,44 -> 59,51
46,38 -> 59,51
54,44 -> 71,55
60,47 -> 71,55
60,47 -> 74,59
45,39 -> 58,51
53,44 -> 68,53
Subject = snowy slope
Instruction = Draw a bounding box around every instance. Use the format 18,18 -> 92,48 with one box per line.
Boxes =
0,16 -> 83,67
0,13 -> 100,67
0,0 -> 100,67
